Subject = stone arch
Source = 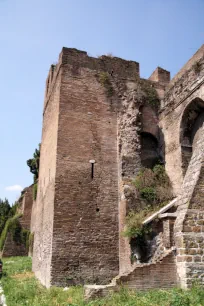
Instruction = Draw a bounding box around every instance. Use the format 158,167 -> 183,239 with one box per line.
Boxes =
180,97 -> 204,175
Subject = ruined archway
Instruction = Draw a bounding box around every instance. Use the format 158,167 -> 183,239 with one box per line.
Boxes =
180,98 -> 204,175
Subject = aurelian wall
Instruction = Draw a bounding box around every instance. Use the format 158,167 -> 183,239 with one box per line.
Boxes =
32,62 -> 61,287
49,48 -> 141,286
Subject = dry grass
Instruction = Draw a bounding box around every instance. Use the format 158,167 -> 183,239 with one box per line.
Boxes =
12,271 -> 34,280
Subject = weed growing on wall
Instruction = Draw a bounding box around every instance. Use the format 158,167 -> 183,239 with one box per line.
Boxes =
134,164 -> 173,204
134,75 -> 160,108
122,210 -> 151,239
99,72 -> 114,97
192,61 -> 202,74
123,165 -> 173,239
142,81 -> 159,107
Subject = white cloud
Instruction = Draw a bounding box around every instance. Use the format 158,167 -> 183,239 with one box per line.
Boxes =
5,185 -> 23,192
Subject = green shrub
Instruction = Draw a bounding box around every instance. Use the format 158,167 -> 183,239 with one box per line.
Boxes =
143,83 -> 159,107
122,210 -> 151,239
136,77 -> 160,108
124,165 -> 173,239
133,165 -> 173,205
170,291 -> 190,306
140,187 -> 157,202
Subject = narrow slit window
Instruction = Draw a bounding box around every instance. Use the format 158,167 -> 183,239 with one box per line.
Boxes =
89,160 -> 95,179
91,163 -> 94,179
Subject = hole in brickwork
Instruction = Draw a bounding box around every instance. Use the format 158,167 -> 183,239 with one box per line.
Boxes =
91,163 -> 94,179
140,132 -> 160,169
96,208 -> 100,212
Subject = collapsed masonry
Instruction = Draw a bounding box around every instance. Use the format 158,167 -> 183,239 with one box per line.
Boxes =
6,45 -> 204,293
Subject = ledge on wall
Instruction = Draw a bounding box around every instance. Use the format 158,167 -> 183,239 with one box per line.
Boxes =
143,198 -> 178,225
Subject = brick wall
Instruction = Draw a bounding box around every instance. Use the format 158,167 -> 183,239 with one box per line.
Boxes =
32,64 -> 61,287
117,252 -> 178,290
50,59 -> 120,286
20,185 -> 33,230
32,48 -> 142,287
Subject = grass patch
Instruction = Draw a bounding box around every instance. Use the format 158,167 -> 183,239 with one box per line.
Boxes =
1,257 -> 204,306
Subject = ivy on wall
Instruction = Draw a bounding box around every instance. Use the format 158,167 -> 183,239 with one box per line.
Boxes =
0,214 -> 30,251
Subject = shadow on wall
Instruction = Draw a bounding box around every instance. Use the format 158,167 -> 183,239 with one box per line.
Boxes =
180,98 -> 204,175
140,132 -> 165,169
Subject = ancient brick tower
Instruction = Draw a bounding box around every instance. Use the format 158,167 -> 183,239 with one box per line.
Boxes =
31,45 -> 204,289
31,48 -> 140,287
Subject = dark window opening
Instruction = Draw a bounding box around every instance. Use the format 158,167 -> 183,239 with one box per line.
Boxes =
140,132 -> 160,169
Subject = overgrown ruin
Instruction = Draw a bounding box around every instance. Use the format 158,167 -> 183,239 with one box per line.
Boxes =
3,45 -> 204,294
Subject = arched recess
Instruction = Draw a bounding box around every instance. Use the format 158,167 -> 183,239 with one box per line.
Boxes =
180,97 -> 204,175
140,132 -> 161,169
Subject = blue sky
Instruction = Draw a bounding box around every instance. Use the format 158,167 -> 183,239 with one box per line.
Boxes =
0,0 -> 203,204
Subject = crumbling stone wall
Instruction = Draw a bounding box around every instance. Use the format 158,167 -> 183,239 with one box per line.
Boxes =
85,250 -> 178,299
117,75 -> 168,273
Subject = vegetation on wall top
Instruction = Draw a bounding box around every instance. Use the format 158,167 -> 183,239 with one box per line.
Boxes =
27,144 -> 41,200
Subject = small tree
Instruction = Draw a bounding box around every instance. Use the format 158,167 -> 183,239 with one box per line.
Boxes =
27,144 -> 41,199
